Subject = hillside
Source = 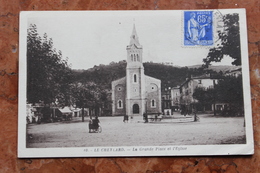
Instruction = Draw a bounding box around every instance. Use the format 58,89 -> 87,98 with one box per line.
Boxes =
71,62 -> 235,90
188,64 -> 240,73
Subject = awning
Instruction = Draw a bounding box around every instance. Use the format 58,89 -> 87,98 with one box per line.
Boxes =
72,108 -> 82,112
59,107 -> 72,113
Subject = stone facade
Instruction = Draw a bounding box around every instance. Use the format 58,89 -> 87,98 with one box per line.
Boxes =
111,25 -> 161,117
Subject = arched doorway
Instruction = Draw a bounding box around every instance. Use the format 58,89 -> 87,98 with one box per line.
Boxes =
133,104 -> 139,114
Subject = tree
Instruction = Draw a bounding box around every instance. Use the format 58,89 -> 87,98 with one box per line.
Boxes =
27,24 -> 72,105
193,87 -> 215,111
70,82 -> 111,121
214,76 -> 244,116
70,82 -> 92,122
193,76 -> 244,116
203,13 -> 241,66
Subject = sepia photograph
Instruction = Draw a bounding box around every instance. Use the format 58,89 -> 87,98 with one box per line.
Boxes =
18,9 -> 253,157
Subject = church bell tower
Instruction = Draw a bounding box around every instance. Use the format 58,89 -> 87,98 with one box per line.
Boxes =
126,24 -> 146,117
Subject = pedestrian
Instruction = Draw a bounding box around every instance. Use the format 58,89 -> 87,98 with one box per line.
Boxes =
143,113 -> 148,123
123,115 -> 128,123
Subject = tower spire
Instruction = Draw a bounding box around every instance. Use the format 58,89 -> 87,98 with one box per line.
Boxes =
126,23 -> 143,66
130,23 -> 140,46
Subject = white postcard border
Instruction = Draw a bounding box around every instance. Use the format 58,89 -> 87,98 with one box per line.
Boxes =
18,9 -> 254,158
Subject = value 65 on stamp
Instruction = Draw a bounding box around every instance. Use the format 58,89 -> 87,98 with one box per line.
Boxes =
184,11 -> 213,46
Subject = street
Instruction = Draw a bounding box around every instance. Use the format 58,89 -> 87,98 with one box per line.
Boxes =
26,113 -> 246,148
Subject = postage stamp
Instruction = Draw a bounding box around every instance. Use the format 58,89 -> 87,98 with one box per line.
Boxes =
184,11 -> 213,46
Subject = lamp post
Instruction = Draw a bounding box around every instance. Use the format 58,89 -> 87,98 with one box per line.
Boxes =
213,80 -> 216,116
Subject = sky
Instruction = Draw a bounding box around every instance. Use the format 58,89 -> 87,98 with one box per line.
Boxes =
25,11 -> 234,70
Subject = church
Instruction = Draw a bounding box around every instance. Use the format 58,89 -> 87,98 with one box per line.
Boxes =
111,25 -> 162,118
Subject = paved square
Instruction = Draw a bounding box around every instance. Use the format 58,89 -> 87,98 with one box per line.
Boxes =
27,113 -> 245,148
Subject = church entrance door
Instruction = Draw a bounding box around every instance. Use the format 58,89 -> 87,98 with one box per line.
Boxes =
133,104 -> 139,114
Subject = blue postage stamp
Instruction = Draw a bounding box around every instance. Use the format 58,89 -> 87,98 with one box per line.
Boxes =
184,11 -> 213,46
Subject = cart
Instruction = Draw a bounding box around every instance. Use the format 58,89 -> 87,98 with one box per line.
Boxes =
88,119 -> 102,133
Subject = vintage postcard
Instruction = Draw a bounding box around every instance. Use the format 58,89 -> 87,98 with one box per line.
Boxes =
18,9 -> 253,158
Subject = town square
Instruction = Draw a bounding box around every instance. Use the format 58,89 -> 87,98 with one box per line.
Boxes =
27,113 -> 245,148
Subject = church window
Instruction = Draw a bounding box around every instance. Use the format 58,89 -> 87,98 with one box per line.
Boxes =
118,87 -> 121,91
134,54 -> 136,61
136,54 -> 139,61
131,54 -> 133,61
118,100 -> 123,109
134,74 -> 137,83
151,99 -> 156,108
